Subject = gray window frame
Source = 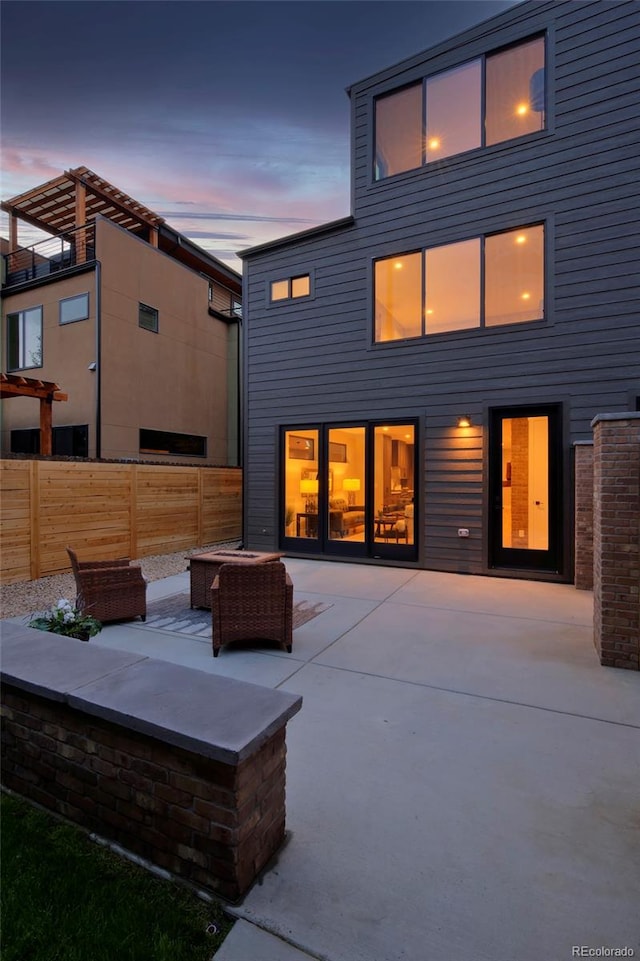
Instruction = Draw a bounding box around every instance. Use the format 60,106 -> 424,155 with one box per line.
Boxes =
373,222 -> 545,343
6,305 -> 43,371
373,33 -> 546,181
268,272 -> 313,305
59,292 -> 90,325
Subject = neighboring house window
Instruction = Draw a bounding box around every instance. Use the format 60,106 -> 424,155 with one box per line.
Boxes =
59,292 -> 89,324
139,429 -> 206,457
139,302 -> 159,332
270,274 -> 311,302
11,425 -> 89,456
375,224 -> 544,342
6,306 -> 43,370
375,35 -> 545,179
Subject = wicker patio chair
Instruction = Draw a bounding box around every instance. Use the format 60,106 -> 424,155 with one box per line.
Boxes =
66,546 -> 147,624
210,561 -> 293,657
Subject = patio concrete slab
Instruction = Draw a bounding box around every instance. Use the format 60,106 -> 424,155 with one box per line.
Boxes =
214,919 -> 319,961
4,560 -> 639,961
237,662 -> 640,961
281,557 -> 416,601
314,600 -> 640,725
391,568 -> 593,625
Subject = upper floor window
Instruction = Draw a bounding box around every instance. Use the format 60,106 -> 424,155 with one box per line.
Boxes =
59,292 -> 89,325
375,35 -> 545,179
139,302 -> 159,332
374,224 -> 544,342
270,274 -> 311,302
7,306 -> 42,370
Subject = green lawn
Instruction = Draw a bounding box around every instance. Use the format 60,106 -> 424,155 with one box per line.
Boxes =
1,793 -> 233,961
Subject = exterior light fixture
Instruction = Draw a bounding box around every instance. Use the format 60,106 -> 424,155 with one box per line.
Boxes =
457,415 -> 472,428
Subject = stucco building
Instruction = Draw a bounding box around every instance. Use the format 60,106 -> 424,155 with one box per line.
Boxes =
1,166 -> 242,465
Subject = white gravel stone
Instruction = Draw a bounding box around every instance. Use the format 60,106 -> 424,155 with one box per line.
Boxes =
0,542 -> 241,620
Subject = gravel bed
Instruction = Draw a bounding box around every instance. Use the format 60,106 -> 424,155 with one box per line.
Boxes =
0,542 -> 241,620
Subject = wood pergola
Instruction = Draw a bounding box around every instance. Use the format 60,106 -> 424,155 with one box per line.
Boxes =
1,373 -> 68,456
1,165 -> 164,255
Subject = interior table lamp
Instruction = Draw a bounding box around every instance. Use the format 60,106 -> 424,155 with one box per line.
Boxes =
343,477 -> 361,506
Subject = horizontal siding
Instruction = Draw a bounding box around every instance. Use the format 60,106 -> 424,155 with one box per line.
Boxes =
243,0 -> 640,571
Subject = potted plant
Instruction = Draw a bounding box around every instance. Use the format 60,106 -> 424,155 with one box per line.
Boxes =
28,598 -> 102,641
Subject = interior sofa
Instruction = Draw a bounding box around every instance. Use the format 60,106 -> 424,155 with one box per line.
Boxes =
329,498 -> 365,537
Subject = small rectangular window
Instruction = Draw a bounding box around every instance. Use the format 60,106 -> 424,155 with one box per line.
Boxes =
291,275 -> 310,298
270,274 -> 311,303
60,292 -> 89,325
139,429 -> 206,457
7,306 -> 42,370
271,280 -> 289,301
139,303 -> 159,332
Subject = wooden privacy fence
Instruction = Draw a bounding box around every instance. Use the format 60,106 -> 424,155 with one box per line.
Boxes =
0,459 -> 242,584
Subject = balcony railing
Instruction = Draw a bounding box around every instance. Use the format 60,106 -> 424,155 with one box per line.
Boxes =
2,223 -> 96,288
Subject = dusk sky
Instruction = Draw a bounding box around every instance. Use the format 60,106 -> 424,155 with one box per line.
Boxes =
1,0 -> 513,270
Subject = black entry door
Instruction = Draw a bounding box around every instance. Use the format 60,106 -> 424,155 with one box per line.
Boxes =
489,405 -> 563,573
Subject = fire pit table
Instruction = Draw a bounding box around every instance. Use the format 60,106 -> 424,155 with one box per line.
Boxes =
188,549 -> 284,609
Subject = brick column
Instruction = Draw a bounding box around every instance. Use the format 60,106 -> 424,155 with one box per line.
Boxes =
574,442 -> 594,590
592,413 -> 640,670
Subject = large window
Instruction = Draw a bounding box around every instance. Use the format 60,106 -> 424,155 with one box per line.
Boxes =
375,224 -> 544,342
11,425 -> 88,457
374,83 -> 422,180
139,429 -> 206,457
282,423 -> 416,555
374,253 -> 422,341
426,60 -> 482,162
375,35 -> 545,179
7,306 -> 42,370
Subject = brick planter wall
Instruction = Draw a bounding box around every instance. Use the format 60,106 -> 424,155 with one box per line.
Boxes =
0,625 -> 302,900
592,414 -> 640,670
574,442 -> 594,591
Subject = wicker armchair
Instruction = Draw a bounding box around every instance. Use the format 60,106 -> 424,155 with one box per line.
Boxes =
211,561 -> 293,657
66,547 -> 147,624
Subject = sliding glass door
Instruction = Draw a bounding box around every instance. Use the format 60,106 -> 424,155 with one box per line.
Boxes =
281,421 -> 417,559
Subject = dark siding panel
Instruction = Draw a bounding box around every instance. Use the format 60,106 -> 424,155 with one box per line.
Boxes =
243,0 -> 640,571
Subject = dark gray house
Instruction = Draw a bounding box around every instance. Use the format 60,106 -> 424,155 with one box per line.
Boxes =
240,0 -> 639,582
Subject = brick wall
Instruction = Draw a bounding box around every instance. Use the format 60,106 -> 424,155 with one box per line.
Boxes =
574,442 -> 594,591
592,414 -> 640,670
1,686 -> 287,901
